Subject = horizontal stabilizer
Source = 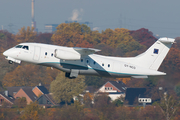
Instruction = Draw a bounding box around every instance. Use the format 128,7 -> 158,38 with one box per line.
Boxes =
132,76 -> 148,78
74,47 -> 101,55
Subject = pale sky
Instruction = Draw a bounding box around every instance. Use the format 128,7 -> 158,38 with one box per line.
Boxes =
0,0 -> 180,38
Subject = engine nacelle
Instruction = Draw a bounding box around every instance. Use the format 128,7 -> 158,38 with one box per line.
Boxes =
54,49 -> 81,60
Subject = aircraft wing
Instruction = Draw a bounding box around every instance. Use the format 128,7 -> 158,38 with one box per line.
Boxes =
73,47 -> 101,56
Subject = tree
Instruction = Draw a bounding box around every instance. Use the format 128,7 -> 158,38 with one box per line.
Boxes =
15,26 -> 37,43
20,102 -> 43,120
50,72 -> 86,106
3,64 -> 53,87
116,40 -> 146,57
14,97 -> 27,108
34,32 -> 53,44
51,23 -> 93,47
0,30 -> 17,53
129,28 -> 157,47
157,92 -> 180,120
83,92 -> 93,108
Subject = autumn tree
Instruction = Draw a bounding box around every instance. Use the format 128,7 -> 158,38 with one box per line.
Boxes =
83,92 -> 94,108
3,64 -> 54,87
20,101 -> 44,120
14,97 -> 27,108
14,26 -> 37,43
101,28 -> 134,48
34,32 -> 53,44
157,92 -> 180,120
93,93 -> 116,119
50,72 -> 86,106
51,23 -> 93,47
129,28 -> 157,47
0,30 -> 17,53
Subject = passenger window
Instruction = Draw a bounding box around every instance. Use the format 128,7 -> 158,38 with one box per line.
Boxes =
81,59 -> 83,62
51,53 -> 53,57
94,61 -> 96,65
102,63 -> 104,66
22,46 -> 29,50
45,52 -> 47,55
108,64 -> 110,67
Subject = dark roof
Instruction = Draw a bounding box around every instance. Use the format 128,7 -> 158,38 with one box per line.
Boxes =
35,86 -> 49,94
125,88 -> 146,105
21,87 -> 37,101
36,93 -> 58,106
0,92 -> 15,104
6,86 -> 33,97
85,86 -> 96,93
109,81 -> 127,92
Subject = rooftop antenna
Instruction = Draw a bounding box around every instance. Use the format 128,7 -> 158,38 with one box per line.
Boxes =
31,0 -> 36,31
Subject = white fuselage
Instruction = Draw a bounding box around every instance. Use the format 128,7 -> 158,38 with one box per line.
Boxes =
3,40 -> 169,79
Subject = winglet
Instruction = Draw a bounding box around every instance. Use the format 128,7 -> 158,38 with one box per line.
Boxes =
158,37 -> 175,43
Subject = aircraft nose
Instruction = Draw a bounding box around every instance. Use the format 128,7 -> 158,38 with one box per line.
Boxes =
3,49 -> 13,57
3,50 -> 8,56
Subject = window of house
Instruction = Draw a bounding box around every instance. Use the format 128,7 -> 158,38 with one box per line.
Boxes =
0,99 -> 4,103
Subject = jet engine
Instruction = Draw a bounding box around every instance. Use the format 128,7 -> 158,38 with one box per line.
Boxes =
54,49 -> 81,60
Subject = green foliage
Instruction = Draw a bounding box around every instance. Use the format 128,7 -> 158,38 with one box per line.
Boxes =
85,76 -> 104,88
0,33 -> 6,39
144,76 -> 159,87
117,40 -> 146,57
112,99 -> 124,107
50,72 -> 86,105
175,84 -> 180,96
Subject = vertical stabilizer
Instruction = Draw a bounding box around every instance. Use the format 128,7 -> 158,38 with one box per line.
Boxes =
134,37 -> 175,70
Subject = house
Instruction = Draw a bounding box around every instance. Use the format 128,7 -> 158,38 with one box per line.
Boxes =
14,87 -> 37,104
0,92 -> 14,107
36,93 -> 59,107
125,88 -> 152,106
32,84 -> 49,97
96,81 -> 126,101
6,86 -> 28,98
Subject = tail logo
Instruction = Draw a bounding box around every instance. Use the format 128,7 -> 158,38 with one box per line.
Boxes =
153,49 -> 159,54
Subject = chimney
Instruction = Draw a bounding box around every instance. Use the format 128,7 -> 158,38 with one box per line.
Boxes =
31,0 -> 36,31
4,90 -> 8,97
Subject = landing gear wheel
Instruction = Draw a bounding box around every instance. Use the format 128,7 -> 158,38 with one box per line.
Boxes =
8,60 -> 13,64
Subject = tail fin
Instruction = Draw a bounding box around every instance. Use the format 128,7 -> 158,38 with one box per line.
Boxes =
134,37 -> 175,70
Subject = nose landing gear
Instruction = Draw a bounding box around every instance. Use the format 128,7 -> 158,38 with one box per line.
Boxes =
8,60 -> 13,64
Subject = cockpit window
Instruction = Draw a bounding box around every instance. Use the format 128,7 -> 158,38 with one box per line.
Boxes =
22,46 -> 29,50
15,45 -> 23,48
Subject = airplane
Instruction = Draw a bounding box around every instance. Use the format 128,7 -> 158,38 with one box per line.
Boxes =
3,37 -> 175,79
